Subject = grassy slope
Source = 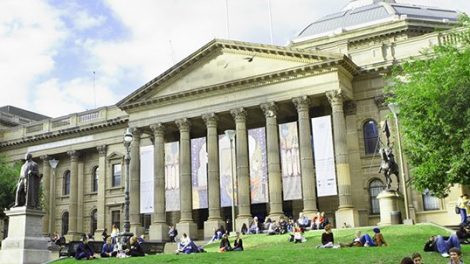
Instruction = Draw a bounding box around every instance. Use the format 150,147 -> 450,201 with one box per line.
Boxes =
55,224 -> 467,264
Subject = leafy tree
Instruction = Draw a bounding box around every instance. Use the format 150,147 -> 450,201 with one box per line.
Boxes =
0,155 -> 21,218
388,16 -> 470,197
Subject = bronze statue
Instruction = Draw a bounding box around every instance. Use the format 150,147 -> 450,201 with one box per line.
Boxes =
14,153 -> 42,208
379,120 -> 400,191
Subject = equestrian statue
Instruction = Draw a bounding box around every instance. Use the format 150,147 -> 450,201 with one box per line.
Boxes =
378,120 -> 400,191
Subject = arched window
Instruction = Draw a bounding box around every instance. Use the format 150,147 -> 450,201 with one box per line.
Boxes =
369,179 -> 384,214
91,209 -> 97,234
92,166 -> 99,193
63,170 -> 71,195
62,211 -> 69,235
363,120 -> 379,154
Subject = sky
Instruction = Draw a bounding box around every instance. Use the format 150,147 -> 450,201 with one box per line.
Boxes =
1,0 -> 469,118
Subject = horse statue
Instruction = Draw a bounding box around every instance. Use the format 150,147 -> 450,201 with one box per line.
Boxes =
378,147 -> 400,191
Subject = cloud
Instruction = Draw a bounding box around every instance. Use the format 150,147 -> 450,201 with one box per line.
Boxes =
71,10 -> 106,31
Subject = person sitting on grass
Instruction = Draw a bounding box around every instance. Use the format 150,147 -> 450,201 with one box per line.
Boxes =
177,233 -> 204,254
448,247 -> 463,264
290,223 -> 305,243
411,252 -> 422,264
372,227 -> 387,246
248,216 -> 260,234
219,233 -> 232,252
267,220 -> 280,235
101,237 -> 117,258
317,224 -> 335,248
125,236 -> 145,257
233,232 -> 244,251
340,230 -> 375,247
424,234 -> 461,257
75,235 -> 95,260
400,257 -> 414,264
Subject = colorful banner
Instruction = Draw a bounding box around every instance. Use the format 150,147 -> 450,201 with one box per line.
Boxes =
248,127 -> 268,204
165,141 -> 180,211
312,116 -> 337,197
219,134 -> 237,207
191,137 -> 208,209
140,145 -> 154,214
279,122 -> 302,200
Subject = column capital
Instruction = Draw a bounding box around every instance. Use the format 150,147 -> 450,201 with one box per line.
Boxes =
260,102 -> 278,118
97,145 -> 107,156
40,155 -> 50,161
67,150 -> 79,160
202,113 -> 218,127
175,118 -> 191,132
150,123 -> 165,137
326,90 -> 344,106
131,127 -> 142,138
230,108 -> 247,122
292,96 -> 310,112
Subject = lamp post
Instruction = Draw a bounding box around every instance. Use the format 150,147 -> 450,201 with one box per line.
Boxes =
224,129 -> 236,234
48,159 -> 59,234
123,128 -> 133,234
388,103 -> 411,222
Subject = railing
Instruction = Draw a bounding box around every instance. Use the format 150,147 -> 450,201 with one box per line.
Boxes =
439,29 -> 470,46
78,111 -> 100,123
26,123 -> 43,133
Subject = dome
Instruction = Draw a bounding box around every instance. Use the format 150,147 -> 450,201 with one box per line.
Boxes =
293,0 -> 459,42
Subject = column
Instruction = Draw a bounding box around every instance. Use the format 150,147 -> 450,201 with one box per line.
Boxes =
94,145 -> 107,239
326,90 -> 358,226
77,162 -> 84,234
49,159 -> 57,235
175,118 -> 197,238
129,128 -> 143,236
149,123 -> 169,241
260,102 -> 284,220
292,96 -> 318,216
230,108 -> 252,231
66,150 -> 80,241
202,113 -> 224,238
40,155 -> 51,235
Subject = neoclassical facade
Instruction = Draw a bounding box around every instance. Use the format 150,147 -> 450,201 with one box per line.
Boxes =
0,0 -> 466,241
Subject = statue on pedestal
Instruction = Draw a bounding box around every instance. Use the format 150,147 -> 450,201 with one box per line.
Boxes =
14,153 -> 42,209
379,121 -> 399,191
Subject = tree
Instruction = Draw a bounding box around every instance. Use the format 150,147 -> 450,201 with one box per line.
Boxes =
388,16 -> 470,197
0,155 -> 21,218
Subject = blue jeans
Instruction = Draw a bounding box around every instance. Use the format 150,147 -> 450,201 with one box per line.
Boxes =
435,235 -> 460,254
360,234 -> 376,247
460,208 -> 467,224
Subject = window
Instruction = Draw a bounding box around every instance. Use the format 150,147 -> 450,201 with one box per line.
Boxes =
369,179 -> 385,214
423,189 -> 440,211
112,210 -> 121,230
92,166 -> 99,192
63,170 -> 71,195
112,164 -> 121,187
91,209 -> 97,234
62,211 -> 69,235
363,120 -> 379,154
140,214 -> 151,231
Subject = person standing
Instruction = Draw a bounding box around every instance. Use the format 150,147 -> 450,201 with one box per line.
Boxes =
457,194 -> 469,225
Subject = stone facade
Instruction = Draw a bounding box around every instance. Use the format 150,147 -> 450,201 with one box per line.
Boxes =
0,2 -> 466,241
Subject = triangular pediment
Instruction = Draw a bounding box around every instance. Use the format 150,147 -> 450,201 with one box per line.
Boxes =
117,39 -> 342,110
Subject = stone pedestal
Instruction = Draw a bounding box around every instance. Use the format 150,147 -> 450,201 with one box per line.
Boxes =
0,207 -> 51,264
176,222 -> 197,240
235,216 -> 252,234
335,208 -> 360,228
377,190 -> 402,226
204,220 -> 225,239
149,223 -> 169,241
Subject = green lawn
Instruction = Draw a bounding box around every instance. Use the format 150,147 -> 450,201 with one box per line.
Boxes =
54,224 -> 467,264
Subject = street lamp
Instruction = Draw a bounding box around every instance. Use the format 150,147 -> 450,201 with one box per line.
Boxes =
48,159 -> 59,234
388,103 -> 411,223
123,128 -> 133,234
224,129 -> 236,234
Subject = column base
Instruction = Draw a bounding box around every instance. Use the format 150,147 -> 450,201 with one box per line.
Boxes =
235,216 -> 252,234
335,207 -> 359,228
267,213 -> 286,223
130,225 -> 144,238
377,190 -> 402,226
149,223 -> 169,242
204,219 -> 225,239
94,229 -> 105,242
176,222 -> 198,240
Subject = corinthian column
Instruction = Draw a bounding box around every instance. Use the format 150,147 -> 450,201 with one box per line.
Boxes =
40,155 -> 51,235
260,102 -> 284,220
149,123 -> 169,241
292,96 -> 318,216
202,113 -> 224,239
129,128 -> 143,236
230,108 -> 252,231
66,150 -> 80,241
94,145 -> 107,240
175,118 -> 197,238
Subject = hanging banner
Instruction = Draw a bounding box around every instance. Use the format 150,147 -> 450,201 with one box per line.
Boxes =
311,115 -> 337,197
191,137 -> 208,209
140,145 -> 154,214
165,141 -> 180,211
279,122 -> 302,200
248,127 -> 268,204
219,134 -> 237,207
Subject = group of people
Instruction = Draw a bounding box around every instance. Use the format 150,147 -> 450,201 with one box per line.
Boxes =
218,232 -> 244,252
337,227 -> 387,248
176,233 -> 205,254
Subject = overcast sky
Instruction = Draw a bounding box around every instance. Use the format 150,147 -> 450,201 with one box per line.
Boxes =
1,0 -> 469,118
